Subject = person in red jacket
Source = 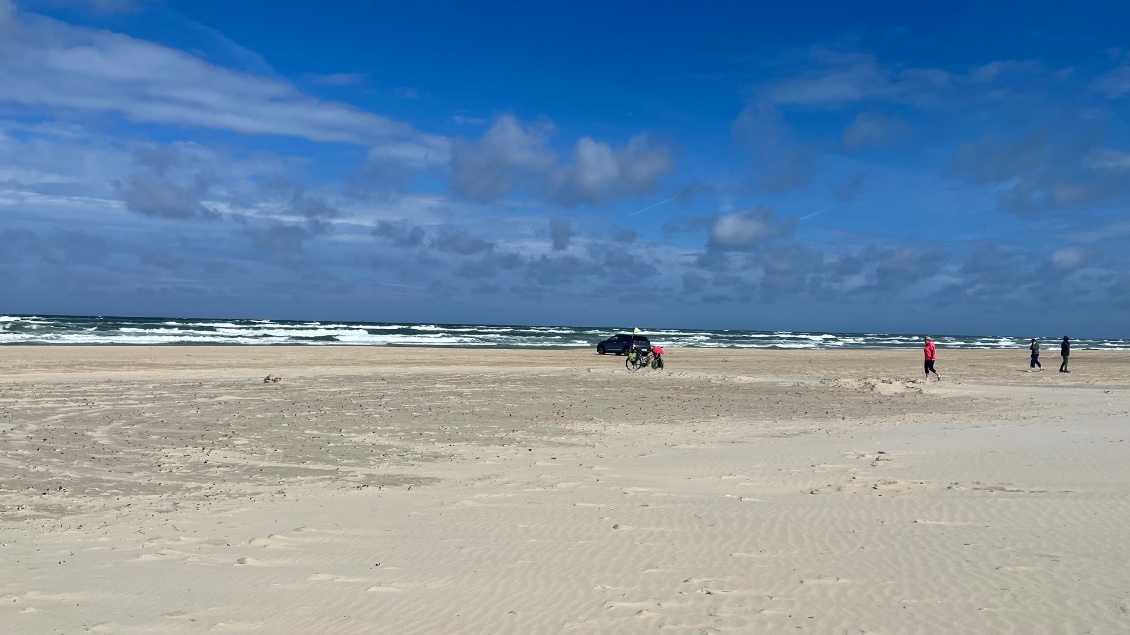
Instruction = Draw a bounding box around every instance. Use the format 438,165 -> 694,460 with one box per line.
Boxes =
923,336 -> 940,381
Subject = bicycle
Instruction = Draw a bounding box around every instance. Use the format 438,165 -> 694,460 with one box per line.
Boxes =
625,347 -> 650,371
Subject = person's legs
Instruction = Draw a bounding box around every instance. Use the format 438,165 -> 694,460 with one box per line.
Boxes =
1063,356 -> 1069,372
1060,356 -> 1068,372
1031,354 -> 1041,369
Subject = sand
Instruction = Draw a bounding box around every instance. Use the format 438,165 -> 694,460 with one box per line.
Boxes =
1,346 -> 1128,634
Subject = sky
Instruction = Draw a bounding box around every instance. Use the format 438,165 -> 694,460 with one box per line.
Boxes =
1,0 -> 1129,336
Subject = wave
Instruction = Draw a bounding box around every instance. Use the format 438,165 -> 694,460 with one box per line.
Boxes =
1,315 -> 1127,350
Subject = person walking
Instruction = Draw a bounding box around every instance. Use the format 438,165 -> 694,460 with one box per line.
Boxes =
1028,338 -> 1043,371
923,336 -> 940,381
1059,336 -> 1071,373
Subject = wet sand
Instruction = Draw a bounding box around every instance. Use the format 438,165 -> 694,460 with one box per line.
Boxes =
2,347 -> 1128,634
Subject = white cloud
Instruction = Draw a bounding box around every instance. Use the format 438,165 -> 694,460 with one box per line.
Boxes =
1086,148 -> 1130,171
449,115 -> 675,205
969,60 -> 1041,83
449,115 -> 557,201
761,49 -> 950,107
708,209 -> 794,249
0,1 -> 445,155
554,134 -> 674,205
1093,61 -> 1130,98
760,50 -> 1042,108
1050,247 -> 1090,270
842,112 -> 911,149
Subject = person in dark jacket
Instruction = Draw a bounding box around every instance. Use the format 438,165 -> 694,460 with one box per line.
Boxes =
1028,338 -> 1042,371
1059,336 -> 1071,373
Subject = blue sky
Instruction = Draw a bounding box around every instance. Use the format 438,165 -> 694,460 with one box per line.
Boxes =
2,0 -> 1129,336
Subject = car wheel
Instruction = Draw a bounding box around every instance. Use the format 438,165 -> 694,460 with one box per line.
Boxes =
597,345 -> 605,355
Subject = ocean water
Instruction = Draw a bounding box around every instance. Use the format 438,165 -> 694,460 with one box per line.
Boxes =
1,315 -> 1125,350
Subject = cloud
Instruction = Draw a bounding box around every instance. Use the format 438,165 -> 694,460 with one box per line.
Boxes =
1086,149 -> 1130,172
687,240 -> 952,303
969,60 -> 1041,83
391,87 -> 420,100
595,248 -> 658,279
731,102 -> 787,150
114,145 -> 218,220
832,172 -> 867,203
305,72 -> 370,87
456,253 -> 523,279
449,116 -> 556,202
732,103 -> 819,193
28,0 -> 142,13
552,134 -> 675,205
613,228 -> 638,243
759,49 -> 950,107
708,209 -> 795,250
682,271 -> 707,294
757,149 -> 818,193
0,3 -> 444,154
118,173 -> 216,220
950,126 -> 1130,215
1,227 -> 111,265
842,113 -> 911,149
135,246 -> 185,270
1093,60 -> 1130,98
693,248 -> 732,272
549,218 -> 573,250
432,229 -> 494,255
449,115 -> 675,205
1050,247 -> 1091,270
868,244 -> 946,294
372,221 -> 425,248
452,114 -> 487,126
261,177 -> 340,220
527,254 -> 601,286
246,221 -> 325,253
950,242 -> 1112,306
1108,275 -> 1130,308
956,243 -> 1031,299
757,244 -> 830,300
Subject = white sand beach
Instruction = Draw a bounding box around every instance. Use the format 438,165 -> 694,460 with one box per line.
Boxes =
2,347 -> 1128,634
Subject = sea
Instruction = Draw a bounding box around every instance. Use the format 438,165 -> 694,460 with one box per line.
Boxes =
1,315 -> 1126,350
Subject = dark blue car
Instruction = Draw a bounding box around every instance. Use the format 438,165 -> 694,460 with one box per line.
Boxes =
596,334 -> 652,356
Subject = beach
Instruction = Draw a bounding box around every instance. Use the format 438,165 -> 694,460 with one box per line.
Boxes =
2,346 -> 1128,634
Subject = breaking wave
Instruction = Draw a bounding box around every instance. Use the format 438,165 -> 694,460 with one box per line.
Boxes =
1,315 -> 1125,350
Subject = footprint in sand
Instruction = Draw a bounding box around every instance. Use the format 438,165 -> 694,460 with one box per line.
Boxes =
234,557 -> 267,566
365,585 -> 405,593
799,576 -> 852,584
307,573 -> 366,582
208,620 -> 264,632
